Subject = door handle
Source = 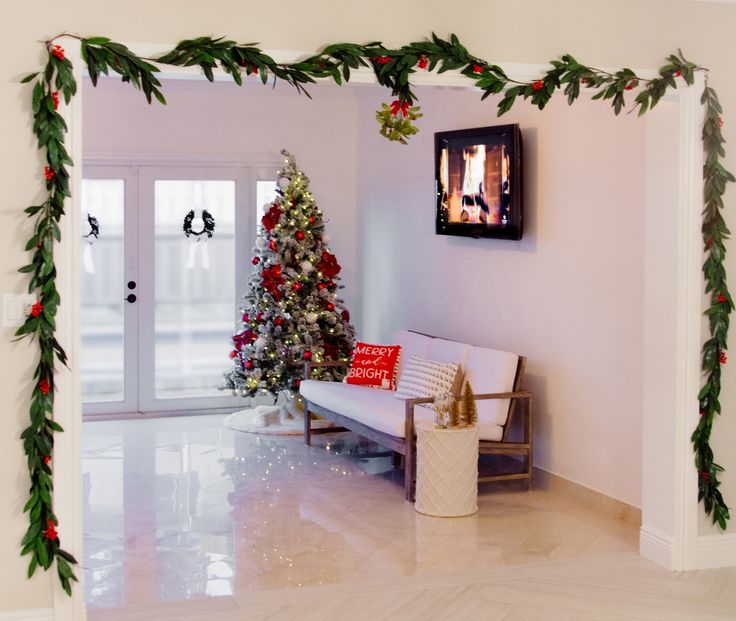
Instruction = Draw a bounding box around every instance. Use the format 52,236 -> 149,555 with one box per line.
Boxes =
125,294 -> 137,303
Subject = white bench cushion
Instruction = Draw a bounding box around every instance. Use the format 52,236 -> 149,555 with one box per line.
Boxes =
463,346 -> 519,426
300,379 -> 503,441
392,330 -> 432,384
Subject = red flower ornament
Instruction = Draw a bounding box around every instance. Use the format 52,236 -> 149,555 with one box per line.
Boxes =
44,166 -> 55,181
262,205 -> 283,232
44,455 -> 51,465
717,293 -> 727,304
472,64 -> 484,74
30,302 -> 43,317
318,251 -> 341,278
51,91 -> 60,110
674,70 -> 682,77
51,45 -> 64,60
417,55 -> 429,70
720,351 -> 727,364
38,378 -> 50,395
531,80 -> 544,91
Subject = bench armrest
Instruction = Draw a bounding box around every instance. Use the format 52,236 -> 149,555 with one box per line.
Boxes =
304,359 -> 350,379
473,390 -> 532,401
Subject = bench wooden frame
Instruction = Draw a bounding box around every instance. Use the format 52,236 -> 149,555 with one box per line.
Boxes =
303,355 -> 531,501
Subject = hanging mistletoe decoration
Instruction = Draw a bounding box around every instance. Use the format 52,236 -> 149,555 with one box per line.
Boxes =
18,32 -> 733,594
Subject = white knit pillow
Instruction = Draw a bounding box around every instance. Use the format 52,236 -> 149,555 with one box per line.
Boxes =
394,356 -> 461,400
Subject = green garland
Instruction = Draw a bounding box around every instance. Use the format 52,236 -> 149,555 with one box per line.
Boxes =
18,33 -> 732,594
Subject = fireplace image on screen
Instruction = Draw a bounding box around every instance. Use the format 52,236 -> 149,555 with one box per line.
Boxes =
436,123 -> 523,240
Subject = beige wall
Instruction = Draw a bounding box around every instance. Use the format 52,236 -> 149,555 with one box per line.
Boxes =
3,0 -> 735,612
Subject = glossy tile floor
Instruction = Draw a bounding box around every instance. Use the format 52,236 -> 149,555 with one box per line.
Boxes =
83,413 -> 735,620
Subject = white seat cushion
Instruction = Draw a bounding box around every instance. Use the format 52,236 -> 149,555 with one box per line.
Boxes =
427,337 -> 469,368
463,346 -> 519,426
392,330 -> 432,384
300,379 -> 503,441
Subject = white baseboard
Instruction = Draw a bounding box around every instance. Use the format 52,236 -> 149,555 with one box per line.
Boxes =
639,524 -> 673,569
0,609 -> 53,621
697,532 -> 736,569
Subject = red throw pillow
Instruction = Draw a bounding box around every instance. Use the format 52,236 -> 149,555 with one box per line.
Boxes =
346,342 -> 401,390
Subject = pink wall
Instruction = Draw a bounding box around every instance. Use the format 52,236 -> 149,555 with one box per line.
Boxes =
357,86 -> 646,507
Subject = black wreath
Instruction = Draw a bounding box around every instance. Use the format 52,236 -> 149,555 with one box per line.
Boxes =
83,213 -> 100,240
183,209 -> 215,239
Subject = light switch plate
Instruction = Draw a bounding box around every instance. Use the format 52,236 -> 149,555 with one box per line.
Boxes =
3,293 -> 36,327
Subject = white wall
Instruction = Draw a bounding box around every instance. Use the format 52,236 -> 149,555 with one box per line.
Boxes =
357,85 -> 646,507
82,79 -> 360,323
3,0 -> 736,613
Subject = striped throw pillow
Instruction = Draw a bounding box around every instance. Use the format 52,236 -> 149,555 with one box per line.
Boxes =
394,356 -> 461,400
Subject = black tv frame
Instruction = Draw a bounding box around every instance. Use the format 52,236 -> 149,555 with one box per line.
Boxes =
435,123 -> 523,240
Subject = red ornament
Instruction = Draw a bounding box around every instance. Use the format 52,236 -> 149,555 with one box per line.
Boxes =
701,471 -> 710,483
244,360 -> 254,370
472,64 -> 484,74
318,251 -> 341,278
373,56 -> 392,65
43,519 -> 58,541
309,216 -> 316,224
274,317 -> 284,326
262,264 -> 285,297
390,100 -> 410,117
674,70 -> 682,77
242,313 -> 249,323
229,350 -> 238,359
256,312 -> 264,322
326,302 -> 335,311
38,378 -> 50,395
341,310 -> 350,322
296,231 -> 306,241
43,455 -> 51,465
318,282 -> 328,290
51,45 -> 65,60
294,379 -> 301,388
252,256 -> 260,265
30,302 -> 43,317
51,91 -> 60,110
417,55 -> 429,70
269,239 -> 277,252
717,293 -> 727,304
531,80 -> 544,91
303,351 -> 312,361
44,166 -> 55,181
292,281 -> 303,292
720,351 -> 728,364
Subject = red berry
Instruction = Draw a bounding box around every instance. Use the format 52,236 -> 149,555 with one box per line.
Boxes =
472,64 -> 484,74
674,70 -> 681,77
531,80 -> 544,91
292,282 -> 303,292
245,360 -> 254,370
717,294 -> 727,304
303,351 -> 312,361
418,55 -> 429,70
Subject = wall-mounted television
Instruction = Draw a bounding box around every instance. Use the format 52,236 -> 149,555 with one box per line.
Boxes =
435,124 -> 523,240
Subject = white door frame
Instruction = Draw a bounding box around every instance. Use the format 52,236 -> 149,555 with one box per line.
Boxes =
50,43 -> 713,620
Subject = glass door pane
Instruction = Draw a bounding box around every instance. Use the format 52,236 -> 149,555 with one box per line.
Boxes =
153,180 -> 236,400
80,178 -> 126,403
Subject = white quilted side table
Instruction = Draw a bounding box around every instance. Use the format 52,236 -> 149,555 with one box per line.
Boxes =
414,420 -> 479,517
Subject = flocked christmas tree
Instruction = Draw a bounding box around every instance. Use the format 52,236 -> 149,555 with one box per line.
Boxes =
224,150 -> 355,398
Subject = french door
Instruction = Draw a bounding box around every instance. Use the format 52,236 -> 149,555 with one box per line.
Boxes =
81,162 -> 277,416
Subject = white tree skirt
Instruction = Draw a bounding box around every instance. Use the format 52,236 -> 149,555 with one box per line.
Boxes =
223,403 -> 333,436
